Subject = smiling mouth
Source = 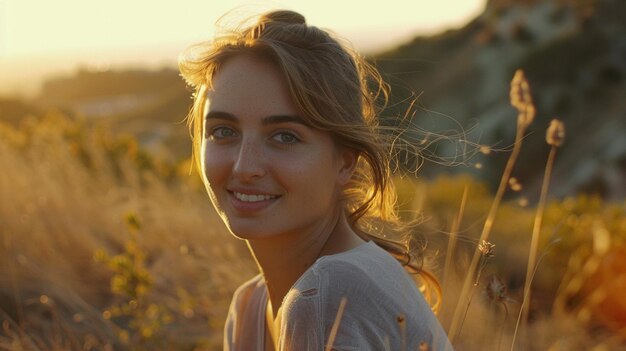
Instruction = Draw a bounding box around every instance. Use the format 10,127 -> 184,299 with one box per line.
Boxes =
232,192 -> 279,202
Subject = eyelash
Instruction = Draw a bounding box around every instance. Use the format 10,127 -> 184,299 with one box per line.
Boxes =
206,127 -> 301,144
271,131 -> 300,144
208,126 -> 237,140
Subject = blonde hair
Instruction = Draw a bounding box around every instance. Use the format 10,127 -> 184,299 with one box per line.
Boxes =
179,10 -> 440,310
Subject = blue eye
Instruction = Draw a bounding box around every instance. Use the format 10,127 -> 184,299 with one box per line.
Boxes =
272,132 -> 299,144
209,127 -> 237,139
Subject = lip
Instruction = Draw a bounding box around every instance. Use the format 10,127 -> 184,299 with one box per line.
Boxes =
226,189 -> 281,214
228,187 -> 279,196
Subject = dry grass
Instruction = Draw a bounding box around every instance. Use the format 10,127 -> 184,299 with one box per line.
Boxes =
0,112 -> 256,350
1,75 -> 625,350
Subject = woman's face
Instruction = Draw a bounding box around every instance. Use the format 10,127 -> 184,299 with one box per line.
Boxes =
201,54 -> 354,240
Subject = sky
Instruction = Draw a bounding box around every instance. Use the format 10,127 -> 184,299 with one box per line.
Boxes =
0,0 -> 485,96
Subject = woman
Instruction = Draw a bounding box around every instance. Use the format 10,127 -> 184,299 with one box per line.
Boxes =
179,10 -> 453,351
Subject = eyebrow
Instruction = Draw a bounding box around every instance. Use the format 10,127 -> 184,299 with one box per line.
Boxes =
205,111 -> 307,126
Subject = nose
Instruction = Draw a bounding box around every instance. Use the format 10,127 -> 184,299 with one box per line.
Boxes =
232,137 -> 266,181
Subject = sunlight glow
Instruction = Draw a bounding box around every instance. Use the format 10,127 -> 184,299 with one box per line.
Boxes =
0,0 -> 484,96
2,0 -> 484,57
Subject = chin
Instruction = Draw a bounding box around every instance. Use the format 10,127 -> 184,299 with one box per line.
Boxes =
224,221 -> 273,241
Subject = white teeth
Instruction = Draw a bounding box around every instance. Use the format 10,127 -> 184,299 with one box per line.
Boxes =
234,192 -> 277,202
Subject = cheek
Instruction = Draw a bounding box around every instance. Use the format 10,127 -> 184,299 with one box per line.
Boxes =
201,147 -> 232,214
283,154 -> 340,196
201,145 -> 230,186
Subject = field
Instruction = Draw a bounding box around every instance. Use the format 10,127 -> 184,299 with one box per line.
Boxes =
1,76 -> 625,350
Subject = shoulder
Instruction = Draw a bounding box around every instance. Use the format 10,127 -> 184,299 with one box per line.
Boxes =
286,241 -> 396,304
313,240 -> 414,296
229,273 -> 264,312
224,274 -> 265,349
287,240 -> 411,298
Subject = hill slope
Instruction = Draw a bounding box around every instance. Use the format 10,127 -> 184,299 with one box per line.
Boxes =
375,0 -> 626,199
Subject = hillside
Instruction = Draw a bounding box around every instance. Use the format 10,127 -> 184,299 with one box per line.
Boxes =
375,0 -> 626,199
36,67 -> 193,162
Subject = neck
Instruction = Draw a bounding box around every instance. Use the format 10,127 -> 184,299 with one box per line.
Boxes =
246,211 -> 364,318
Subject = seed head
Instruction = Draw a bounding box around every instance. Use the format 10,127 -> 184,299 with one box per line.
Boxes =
510,69 -> 535,128
518,104 -> 536,129
478,240 -> 496,258
510,70 -> 532,110
546,119 -> 566,147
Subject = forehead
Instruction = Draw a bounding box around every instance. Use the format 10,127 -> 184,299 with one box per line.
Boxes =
206,55 -> 298,117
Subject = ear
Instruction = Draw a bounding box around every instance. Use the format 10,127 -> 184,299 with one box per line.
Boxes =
336,148 -> 357,186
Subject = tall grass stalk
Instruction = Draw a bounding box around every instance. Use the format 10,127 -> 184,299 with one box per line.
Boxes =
449,143 -> 523,338
442,185 -> 468,304
512,119 -> 565,350
448,70 -> 535,341
325,297 -> 347,351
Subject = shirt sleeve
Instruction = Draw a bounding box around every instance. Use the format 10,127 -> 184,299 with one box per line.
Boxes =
224,275 -> 264,351
224,282 -> 246,351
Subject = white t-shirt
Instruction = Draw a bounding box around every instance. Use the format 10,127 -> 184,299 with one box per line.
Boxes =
224,240 -> 453,351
